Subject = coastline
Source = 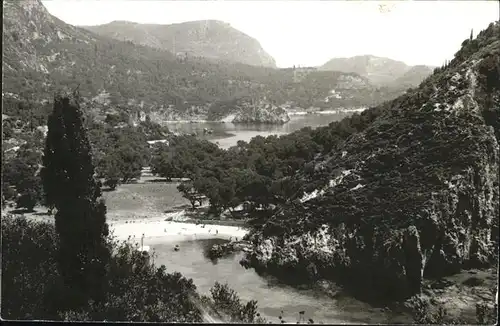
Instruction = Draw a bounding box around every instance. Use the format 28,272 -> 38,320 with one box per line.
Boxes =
287,107 -> 367,116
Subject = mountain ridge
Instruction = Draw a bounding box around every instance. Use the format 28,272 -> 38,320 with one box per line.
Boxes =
3,0 -> 401,125
319,54 -> 435,88
81,19 -> 277,68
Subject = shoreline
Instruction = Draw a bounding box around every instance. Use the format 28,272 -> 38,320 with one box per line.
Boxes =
7,206 -> 249,247
288,108 -> 367,116
111,217 -> 248,246
163,109 -> 364,124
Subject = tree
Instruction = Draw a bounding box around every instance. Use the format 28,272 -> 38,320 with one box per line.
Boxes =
98,153 -> 122,190
3,143 -> 43,211
40,91 -> 110,311
150,145 -> 176,181
117,145 -> 143,182
177,181 -> 201,210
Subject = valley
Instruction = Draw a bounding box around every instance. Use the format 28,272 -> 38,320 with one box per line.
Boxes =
1,0 -> 498,324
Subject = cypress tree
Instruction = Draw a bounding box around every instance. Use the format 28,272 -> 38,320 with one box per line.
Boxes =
41,90 -> 110,310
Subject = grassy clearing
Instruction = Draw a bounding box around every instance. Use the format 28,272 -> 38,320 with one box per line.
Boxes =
103,179 -> 248,227
4,177 -> 249,227
102,182 -> 189,222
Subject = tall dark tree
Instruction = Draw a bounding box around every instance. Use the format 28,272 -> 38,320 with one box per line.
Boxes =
41,91 -> 110,311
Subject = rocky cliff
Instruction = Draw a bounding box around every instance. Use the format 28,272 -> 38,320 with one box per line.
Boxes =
241,22 -> 500,302
82,20 -> 277,68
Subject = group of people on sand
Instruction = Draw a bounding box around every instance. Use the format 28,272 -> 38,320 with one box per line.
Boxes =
134,223 -> 240,253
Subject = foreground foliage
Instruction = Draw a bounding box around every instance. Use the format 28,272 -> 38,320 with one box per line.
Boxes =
410,296 -> 498,325
1,215 -> 265,322
41,92 -> 111,310
2,92 -> 265,323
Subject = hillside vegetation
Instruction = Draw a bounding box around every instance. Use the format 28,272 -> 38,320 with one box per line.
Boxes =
241,21 -> 499,310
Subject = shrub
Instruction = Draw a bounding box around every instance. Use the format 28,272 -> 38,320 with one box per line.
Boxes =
410,296 -> 497,325
1,215 -> 61,320
200,282 -> 267,323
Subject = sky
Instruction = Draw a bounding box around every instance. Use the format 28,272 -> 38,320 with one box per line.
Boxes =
41,0 -> 499,68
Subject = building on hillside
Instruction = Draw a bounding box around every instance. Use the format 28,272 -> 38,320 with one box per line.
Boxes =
147,139 -> 169,147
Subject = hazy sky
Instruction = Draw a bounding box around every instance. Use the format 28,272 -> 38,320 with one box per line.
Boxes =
41,0 -> 499,68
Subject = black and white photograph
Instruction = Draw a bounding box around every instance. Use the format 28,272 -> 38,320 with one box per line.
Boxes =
1,0 -> 499,323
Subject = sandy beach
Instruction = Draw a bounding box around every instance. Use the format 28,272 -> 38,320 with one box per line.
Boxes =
110,214 -> 248,247
13,207 -> 249,248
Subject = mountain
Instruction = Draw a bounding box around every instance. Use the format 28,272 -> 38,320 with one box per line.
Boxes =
390,65 -> 435,89
81,20 -> 277,68
0,2 -> 403,117
319,55 -> 434,87
3,0 -> 399,125
242,22 -> 500,302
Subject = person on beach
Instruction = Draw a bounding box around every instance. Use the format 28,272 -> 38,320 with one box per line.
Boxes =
216,229 -> 218,235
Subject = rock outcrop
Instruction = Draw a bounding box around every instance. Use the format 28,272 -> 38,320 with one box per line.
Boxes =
208,240 -> 252,260
212,97 -> 291,124
241,22 -> 500,302
231,103 -> 290,124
